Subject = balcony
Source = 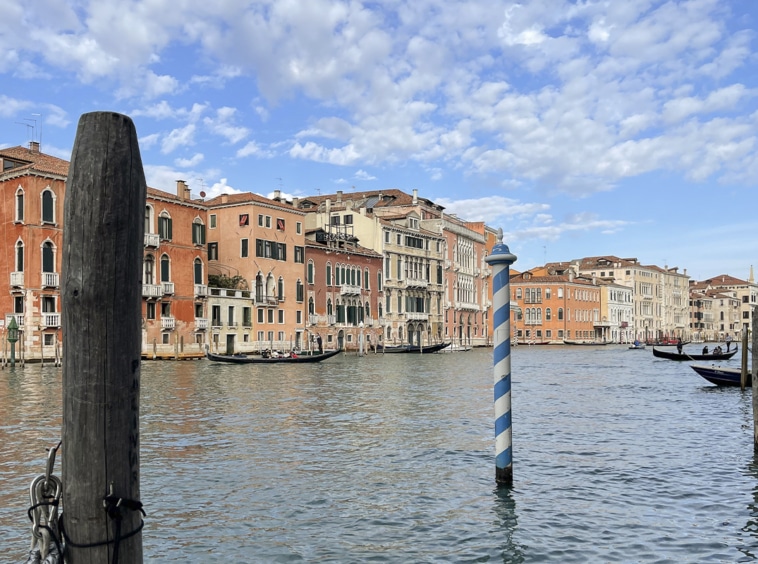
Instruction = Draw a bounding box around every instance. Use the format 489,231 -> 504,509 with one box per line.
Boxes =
405,278 -> 428,289
42,272 -> 59,288
195,318 -> 208,330
445,259 -> 451,270
340,284 -> 362,296
142,284 -> 162,298
455,301 -> 480,311
10,271 -> 24,287
195,284 -> 208,297
161,316 -> 176,330
144,233 -> 160,248
162,282 -> 175,295
406,311 -> 429,321
256,295 -> 278,307
328,315 -> 336,326
42,313 -> 61,327
211,319 -> 223,328
6,314 -> 24,327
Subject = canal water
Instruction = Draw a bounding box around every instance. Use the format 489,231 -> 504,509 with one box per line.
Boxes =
2,346 -> 758,562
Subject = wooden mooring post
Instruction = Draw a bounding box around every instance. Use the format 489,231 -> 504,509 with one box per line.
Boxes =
61,112 -> 146,562
752,309 -> 758,451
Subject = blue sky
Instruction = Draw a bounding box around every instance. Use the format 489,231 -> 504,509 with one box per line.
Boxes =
2,0 -> 757,281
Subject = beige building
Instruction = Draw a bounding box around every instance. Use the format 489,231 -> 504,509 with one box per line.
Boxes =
690,270 -> 756,339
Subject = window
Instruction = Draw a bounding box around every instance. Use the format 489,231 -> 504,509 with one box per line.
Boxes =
146,302 -> 156,320
239,214 -> 249,226
42,241 -> 54,273
41,189 -> 55,223
377,272 -> 382,291
296,222 -> 302,234
557,288 -> 564,298
161,302 -> 171,317
546,308 -> 552,321
160,254 -> 170,282
15,188 -> 23,222
294,246 -> 304,264
326,263 -> 332,286
267,309 -> 274,323
227,306 -> 235,326
296,280 -> 304,302
15,241 -> 23,272
278,310 -> 284,323
265,216 -> 271,228
241,239 -> 249,258
210,214 -> 217,228
296,310 -> 302,324
278,277 -> 284,300
208,242 -> 218,261
192,219 -> 206,245
195,303 -> 203,318
396,234 -> 401,245
307,261 -> 315,284
545,288 -> 551,299
144,255 -> 155,284
558,308 -> 564,320
193,259 -> 203,285
257,309 -> 264,323
258,214 -> 264,226
385,231 -> 390,243
276,218 -> 285,231
158,214 -> 173,241
344,214 -> 353,225
331,215 -> 340,226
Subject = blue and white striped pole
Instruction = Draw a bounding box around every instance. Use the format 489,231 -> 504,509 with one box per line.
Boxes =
485,228 -> 517,485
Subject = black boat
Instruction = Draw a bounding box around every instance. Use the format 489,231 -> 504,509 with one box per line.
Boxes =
652,346 -> 738,361
381,342 -> 450,354
206,348 -> 341,364
690,364 -> 748,387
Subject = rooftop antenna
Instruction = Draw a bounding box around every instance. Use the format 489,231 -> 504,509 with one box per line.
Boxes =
15,119 -> 35,144
543,245 -> 547,265
276,177 -> 283,190
32,113 -> 41,145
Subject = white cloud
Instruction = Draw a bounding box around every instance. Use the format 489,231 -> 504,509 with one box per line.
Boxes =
162,123 -> 196,154
354,170 -> 376,180
175,153 -> 204,168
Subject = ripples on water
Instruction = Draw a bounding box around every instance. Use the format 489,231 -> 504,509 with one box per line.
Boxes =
2,346 -> 758,562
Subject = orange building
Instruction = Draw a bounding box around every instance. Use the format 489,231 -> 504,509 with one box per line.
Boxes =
510,269 -> 603,343
304,225 -> 383,352
203,191 -> 307,354
0,143 -> 209,361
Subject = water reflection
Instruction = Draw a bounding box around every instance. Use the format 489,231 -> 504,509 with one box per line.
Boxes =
492,486 -> 524,563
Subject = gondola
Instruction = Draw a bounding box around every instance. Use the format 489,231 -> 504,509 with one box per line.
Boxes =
652,346 -> 738,361
381,342 -> 451,354
690,364 -> 748,387
206,348 -> 341,364
562,340 -> 610,346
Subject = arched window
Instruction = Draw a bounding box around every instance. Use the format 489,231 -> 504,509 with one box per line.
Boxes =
15,188 -> 24,222
160,254 -> 170,282
159,212 -> 173,241
41,188 -> 55,223
296,279 -> 304,302
145,205 -> 154,234
327,298 -> 333,316
278,276 -> 284,301
144,255 -> 155,285
192,217 -> 206,245
377,271 -> 382,291
364,268 -> 369,289
558,308 -> 564,321
15,240 -> 24,272
326,262 -> 332,286
365,301 -> 371,319
545,308 -> 552,321
256,273 -> 265,302
266,273 -> 276,300
308,296 -> 315,315
42,241 -> 55,273
307,261 -> 315,284
193,258 -> 203,285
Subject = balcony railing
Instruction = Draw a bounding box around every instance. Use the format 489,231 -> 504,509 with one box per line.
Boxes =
162,282 -> 175,295
144,233 -> 160,248
142,284 -> 162,298
42,272 -> 59,288
195,284 -> 208,297
211,319 -> 223,328
42,313 -> 61,327
256,295 -> 278,307
195,318 -> 208,330
405,278 -> 428,289
405,311 -> 429,321
161,316 -> 176,330
10,272 -> 24,287
6,314 -> 24,327
340,284 -> 362,296
455,301 -> 480,311
328,315 -> 336,326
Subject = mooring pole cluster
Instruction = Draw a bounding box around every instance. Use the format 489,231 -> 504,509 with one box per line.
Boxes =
485,228 -> 517,486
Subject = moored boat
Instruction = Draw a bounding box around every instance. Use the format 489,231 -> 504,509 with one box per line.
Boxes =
690,364 -> 749,387
563,340 -> 610,346
206,348 -> 342,364
652,346 -> 738,361
382,342 -> 450,354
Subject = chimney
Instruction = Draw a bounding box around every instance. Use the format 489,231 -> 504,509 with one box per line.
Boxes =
274,189 -> 281,201
221,193 -> 228,204
29,141 -> 40,153
325,198 -> 331,215
176,180 -> 190,201
412,189 -> 418,204
336,190 -> 342,204
568,270 -> 575,282
293,197 -> 299,208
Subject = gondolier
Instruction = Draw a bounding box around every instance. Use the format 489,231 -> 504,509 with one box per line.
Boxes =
726,334 -> 733,352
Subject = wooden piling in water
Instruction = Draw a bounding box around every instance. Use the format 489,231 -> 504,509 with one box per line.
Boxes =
61,112 -> 146,563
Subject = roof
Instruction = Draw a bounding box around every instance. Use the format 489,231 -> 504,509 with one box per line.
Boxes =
0,145 -> 70,177
297,188 -> 444,212
204,191 -> 303,214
